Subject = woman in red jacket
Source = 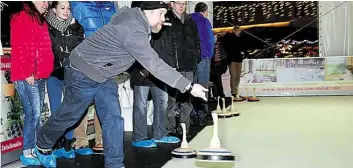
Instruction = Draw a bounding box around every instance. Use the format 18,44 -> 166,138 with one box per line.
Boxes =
10,1 -> 53,166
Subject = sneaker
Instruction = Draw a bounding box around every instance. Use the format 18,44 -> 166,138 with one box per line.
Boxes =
131,140 -> 157,148
153,136 -> 180,144
19,154 -> 41,166
53,147 -> 75,159
75,147 -> 94,156
34,146 -> 56,168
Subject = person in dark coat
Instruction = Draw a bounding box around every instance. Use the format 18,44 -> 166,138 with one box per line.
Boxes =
210,33 -> 228,100
45,1 -> 84,159
222,26 -> 247,99
164,1 -> 201,136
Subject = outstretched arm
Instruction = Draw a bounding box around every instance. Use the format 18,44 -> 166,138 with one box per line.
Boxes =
124,31 -> 208,100
124,31 -> 190,92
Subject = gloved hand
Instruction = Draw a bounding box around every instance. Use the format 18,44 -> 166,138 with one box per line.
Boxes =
187,83 -> 208,101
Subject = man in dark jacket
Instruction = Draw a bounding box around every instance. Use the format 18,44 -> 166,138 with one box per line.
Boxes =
222,26 -> 246,99
34,2 -> 208,168
162,1 -> 201,136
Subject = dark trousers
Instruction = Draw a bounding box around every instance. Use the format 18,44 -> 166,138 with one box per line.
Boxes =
47,76 -> 74,140
210,73 -> 225,98
166,71 -> 194,134
37,65 -> 124,168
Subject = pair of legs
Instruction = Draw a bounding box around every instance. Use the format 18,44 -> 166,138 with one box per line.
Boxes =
36,65 -> 124,168
229,62 -> 243,96
74,110 -> 103,153
194,59 -> 213,125
132,84 -> 179,148
14,79 -> 46,166
47,76 -> 76,158
210,72 -> 225,99
48,76 -> 101,156
166,71 -> 194,135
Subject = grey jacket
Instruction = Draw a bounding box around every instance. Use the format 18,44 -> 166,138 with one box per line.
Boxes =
69,7 -> 190,92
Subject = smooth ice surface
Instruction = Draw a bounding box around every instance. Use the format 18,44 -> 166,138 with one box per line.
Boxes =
3,97 -> 353,168
163,96 -> 353,168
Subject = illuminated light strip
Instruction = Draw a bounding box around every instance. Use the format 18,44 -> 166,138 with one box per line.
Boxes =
280,40 -> 319,45
212,21 -> 291,33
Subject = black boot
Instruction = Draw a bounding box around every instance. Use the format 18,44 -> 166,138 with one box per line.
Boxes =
53,138 -> 64,151
63,138 -> 76,152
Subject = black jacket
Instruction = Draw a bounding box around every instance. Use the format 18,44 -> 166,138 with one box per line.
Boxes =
161,11 -> 200,72
48,21 -> 84,80
222,33 -> 246,63
184,14 -> 201,70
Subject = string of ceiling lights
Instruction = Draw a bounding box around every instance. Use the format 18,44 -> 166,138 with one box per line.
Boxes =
188,1 -> 347,57
213,1 -> 318,26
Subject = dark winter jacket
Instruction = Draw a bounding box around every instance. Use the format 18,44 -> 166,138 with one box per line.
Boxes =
184,14 -> 201,69
158,10 -> 200,72
191,12 -> 215,59
222,32 -> 246,62
48,21 -> 84,80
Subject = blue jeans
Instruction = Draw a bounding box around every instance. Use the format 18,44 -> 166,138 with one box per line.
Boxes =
133,85 -> 168,142
14,79 -> 46,151
47,76 -> 74,140
194,58 -> 211,121
37,65 -> 124,168
196,58 -> 211,84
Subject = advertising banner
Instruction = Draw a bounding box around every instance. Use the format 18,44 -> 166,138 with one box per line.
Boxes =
1,56 -> 25,155
222,56 -> 353,96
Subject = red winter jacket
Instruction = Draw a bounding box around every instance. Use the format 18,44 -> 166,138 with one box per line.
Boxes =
10,10 -> 54,82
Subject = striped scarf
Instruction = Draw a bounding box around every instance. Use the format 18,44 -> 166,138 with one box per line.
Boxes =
45,10 -> 73,33
213,38 -> 227,64
211,37 -> 229,75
